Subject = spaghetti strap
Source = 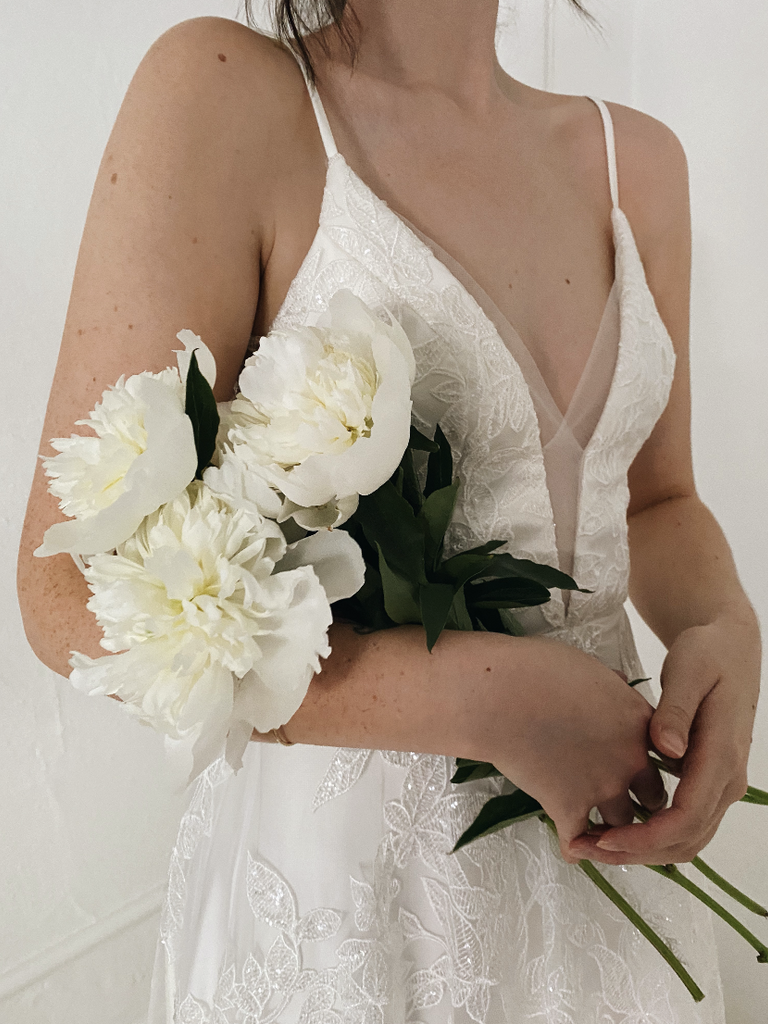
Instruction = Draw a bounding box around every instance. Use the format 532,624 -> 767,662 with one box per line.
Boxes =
586,96 -> 619,210
291,48 -> 339,160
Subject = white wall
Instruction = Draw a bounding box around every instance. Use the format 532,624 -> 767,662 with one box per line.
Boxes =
630,2 -> 768,1018
0,4 -> 235,1022
546,2 -> 768,1019
2,2 -> 766,1022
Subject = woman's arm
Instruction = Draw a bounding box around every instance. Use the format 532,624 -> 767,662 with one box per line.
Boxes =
570,104 -> 761,865
15,23 -> 668,865
17,18 -> 282,673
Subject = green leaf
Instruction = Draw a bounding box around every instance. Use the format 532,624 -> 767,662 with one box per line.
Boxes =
439,551 -> 496,588
399,447 -> 423,514
500,610 -> 526,636
466,576 -> 551,609
419,582 -> 457,651
185,350 -> 220,478
333,562 -> 393,632
378,545 -> 422,624
452,791 -> 543,851
419,481 -> 459,570
425,423 -> 453,496
456,540 -> 507,557
354,482 -> 426,585
485,552 -> 590,593
451,759 -> 502,784
447,586 -> 474,631
409,426 -> 439,452
742,785 -> 768,805
470,606 -> 507,633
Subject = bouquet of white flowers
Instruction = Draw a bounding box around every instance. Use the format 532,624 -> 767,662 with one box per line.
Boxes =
38,288 -> 767,1001
36,292 -> 413,782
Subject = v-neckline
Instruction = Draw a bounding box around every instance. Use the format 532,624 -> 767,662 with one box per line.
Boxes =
324,149 -> 625,462
395,211 -> 618,426
269,141 -> 671,624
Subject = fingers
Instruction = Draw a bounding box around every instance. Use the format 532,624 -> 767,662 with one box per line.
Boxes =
650,642 -> 716,760
630,761 -> 668,813
554,806 -> 594,864
582,699 -> 736,864
597,792 -> 636,828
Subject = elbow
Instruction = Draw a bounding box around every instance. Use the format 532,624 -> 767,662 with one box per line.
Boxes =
16,540 -> 84,679
17,552 -> 66,678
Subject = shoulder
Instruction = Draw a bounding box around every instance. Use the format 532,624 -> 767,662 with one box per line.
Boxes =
115,18 -> 312,183
603,102 -> 691,256
125,17 -> 305,129
549,92 -> 690,253
102,18 -> 316,250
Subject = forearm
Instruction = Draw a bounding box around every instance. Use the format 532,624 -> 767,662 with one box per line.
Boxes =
18,531 -> 545,761
273,621 -> 518,758
627,493 -> 759,648
17,540 -> 106,678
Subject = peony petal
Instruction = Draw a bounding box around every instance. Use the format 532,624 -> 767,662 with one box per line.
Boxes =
204,450 -> 284,521
280,493 -> 358,530
278,334 -> 412,507
36,376 -> 197,557
276,529 -> 365,603
174,329 -> 217,388
224,718 -> 254,774
231,566 -> 332,732
319,288 -> 416,384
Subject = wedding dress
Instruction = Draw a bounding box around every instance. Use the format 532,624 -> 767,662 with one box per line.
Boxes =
148,54 -> 726,1024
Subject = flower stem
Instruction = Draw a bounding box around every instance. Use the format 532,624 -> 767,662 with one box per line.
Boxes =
690,857 -> 768,918
647,758 -> 768,808
645,864 -> 768,964
628,799 -> 768,918
540,815 -> 705,1002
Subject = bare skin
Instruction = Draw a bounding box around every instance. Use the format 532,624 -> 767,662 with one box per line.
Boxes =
17,6 -> 760,867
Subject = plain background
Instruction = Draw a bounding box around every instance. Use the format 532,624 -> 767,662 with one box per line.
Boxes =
2,1 -> 767,1021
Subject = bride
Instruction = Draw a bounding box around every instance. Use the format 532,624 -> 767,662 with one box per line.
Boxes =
17,1 -> 761,1021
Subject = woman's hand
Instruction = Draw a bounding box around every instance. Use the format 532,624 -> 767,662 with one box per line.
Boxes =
474,637 -> 667,865
569,614 -> 761,866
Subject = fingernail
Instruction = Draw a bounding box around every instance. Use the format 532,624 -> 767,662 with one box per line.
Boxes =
660,730 -> 687,758
596,837 -> 628,852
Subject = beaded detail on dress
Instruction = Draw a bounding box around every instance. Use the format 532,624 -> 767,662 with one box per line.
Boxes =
148,66 -> 725,1024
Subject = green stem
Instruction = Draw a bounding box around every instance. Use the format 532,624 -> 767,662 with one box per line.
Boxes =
645,864 -> 768,964
628,799 -> 768,918
648,756 -> 768,808
540,815 -> 705,1002
691,857 -> 768,918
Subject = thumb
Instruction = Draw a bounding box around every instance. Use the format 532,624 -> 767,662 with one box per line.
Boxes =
650,649 -> 713,759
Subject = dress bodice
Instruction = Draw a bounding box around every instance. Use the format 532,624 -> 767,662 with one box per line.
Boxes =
150,54 -> 725,1024
267,83 -> 676,675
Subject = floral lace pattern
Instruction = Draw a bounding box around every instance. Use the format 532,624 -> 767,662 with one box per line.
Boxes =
149,145 -> 725,1023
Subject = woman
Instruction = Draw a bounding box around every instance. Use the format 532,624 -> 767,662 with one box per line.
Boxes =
16,1 -> 761,1020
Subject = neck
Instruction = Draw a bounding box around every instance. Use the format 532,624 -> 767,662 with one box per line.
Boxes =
312,0 -> 506,111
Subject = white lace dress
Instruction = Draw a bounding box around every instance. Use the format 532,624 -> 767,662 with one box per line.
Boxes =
148,64 -> 726,1024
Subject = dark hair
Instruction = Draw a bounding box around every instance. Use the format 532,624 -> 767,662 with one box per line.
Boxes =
245,1 -> 593,87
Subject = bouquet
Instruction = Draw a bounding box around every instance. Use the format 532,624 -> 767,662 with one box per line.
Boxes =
37,289 -> 766,1001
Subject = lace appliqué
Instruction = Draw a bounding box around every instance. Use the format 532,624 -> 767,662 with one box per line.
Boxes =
154,148 -> 725,1024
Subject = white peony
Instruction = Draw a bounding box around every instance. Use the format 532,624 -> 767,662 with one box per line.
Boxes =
35,330 -> 215,558
68,481 -> 364,782
225,289 -> 415,528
